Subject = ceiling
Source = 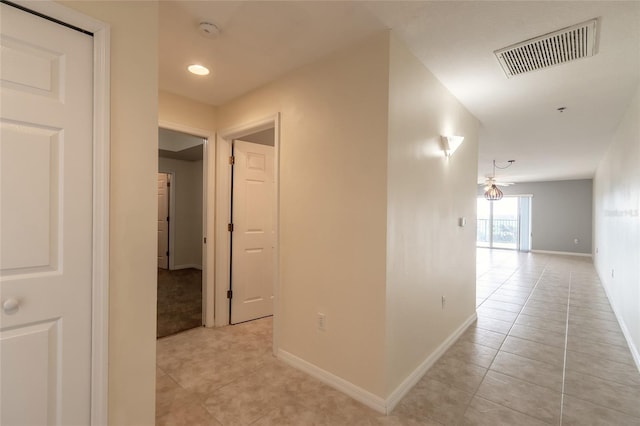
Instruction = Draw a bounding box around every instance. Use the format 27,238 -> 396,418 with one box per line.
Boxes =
158,127 -> 204,161
159,1 -> 640,183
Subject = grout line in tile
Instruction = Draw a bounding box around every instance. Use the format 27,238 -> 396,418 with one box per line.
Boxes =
562,353 -> 640,388
462,259 -> 552,422
559,271 -> 572,426
475,269 -> 521,309
470,395 -> 557,426
484,365 -> 562,394
561,391 -> 640,422
494,265 -> 550,353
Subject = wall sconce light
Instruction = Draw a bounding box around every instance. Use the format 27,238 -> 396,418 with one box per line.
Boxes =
441,135 -> 464,157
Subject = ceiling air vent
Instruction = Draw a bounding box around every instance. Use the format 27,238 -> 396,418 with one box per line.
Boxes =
494,18 -> 598,78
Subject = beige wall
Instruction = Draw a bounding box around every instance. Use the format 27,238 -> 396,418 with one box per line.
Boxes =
159,91 -> 217,131
158,157 -> 203,268
43,7 -> 481,418
217,32 -> 481,399
385,34 -> 479,394
218,33 -> 391,396
593,84 -> 640,367
59,1 -> 158,424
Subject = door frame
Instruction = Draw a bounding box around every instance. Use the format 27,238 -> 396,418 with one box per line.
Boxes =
229,140 -> 276,325
477,195 -> 532,251
156,172 -> 173,270
215,114 -> 280,352
159,120 -> 214,327
479,195 -> 520,249
8,1 -> 111,424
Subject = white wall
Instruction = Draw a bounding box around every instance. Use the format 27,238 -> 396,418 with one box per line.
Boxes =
217,33 -> 391,397
593,84 -> 640,368
385,34 -> 479,395
60,1 -> 158,424
158,157 -> 203,268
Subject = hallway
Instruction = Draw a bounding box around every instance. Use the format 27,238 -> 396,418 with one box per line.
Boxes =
156,250 -> 640,425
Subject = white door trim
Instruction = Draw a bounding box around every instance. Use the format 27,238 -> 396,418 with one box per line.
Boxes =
159,120 -> 215,327
157,173 -> 171,269
156,172 -> 175,269
216,113 -> 280,355
8,1 -> 111,425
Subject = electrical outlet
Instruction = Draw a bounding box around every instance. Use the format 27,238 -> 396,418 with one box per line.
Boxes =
317,313 -> 327,331
441,296 -> 446,309
574,238 -> 580,245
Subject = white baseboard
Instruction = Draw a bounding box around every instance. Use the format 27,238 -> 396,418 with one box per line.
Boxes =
598,275 -> 640,373
385,311 -> 478,413
531,249 -> 592,258
278,311 -> 477,415
277,349 -> 387,414
171,264 -> 202,270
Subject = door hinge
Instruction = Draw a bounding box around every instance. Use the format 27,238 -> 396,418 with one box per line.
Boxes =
166,251 -> 169,256
229,155 -> 235,165
167,181 -> 170,187
203,237 -> 207,244
167,216 -> 170,222
227,290 -> 233,299
228,223 -> 234,232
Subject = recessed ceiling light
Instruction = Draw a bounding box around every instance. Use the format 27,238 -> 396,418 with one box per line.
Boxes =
187,64 -> 210,76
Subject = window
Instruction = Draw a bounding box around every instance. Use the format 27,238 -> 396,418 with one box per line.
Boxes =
477,196 -> 531,251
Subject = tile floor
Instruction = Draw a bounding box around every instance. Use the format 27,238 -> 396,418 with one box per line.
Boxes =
156,249 -> 640,425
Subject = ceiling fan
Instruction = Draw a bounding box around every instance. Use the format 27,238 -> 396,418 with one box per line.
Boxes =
481,160 -> 515,201
481,176 -> 514,190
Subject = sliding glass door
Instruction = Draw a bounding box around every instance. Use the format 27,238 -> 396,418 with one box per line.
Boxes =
477,198 -> 491,247
477,196 -> 529,250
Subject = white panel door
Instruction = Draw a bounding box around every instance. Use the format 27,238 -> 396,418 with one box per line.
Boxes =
0,4 -> 93,425
231,140 -> 275,324
158,173 -> 170,269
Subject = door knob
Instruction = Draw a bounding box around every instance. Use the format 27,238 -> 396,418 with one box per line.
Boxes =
3,298 -> 20,315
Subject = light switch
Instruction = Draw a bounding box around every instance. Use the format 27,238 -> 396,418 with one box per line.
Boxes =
459,217 -> 466,227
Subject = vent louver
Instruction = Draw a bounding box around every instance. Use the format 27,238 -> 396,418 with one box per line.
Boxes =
495,18 -> 598,78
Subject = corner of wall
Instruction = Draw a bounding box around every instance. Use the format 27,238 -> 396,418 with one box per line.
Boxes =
60,1 -> 160,424
385,33 -> 480,395
217,30 -> 393,399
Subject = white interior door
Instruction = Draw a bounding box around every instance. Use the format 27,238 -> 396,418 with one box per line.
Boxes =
158,173 -> 170,269
231,140 -> 275,324
0,4 -> 93,424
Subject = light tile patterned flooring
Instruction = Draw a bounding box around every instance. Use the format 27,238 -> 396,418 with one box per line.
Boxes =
156,249 -> 640,425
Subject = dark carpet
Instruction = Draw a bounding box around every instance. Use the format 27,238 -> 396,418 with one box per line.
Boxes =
157,268 -> 202,338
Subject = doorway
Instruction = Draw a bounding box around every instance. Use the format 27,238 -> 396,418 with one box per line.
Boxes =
230,136 -> 276,324
157,172 -> 171,269
477,196 -> 532,251
215,114 -> 280,350
157,128 -> 205,337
